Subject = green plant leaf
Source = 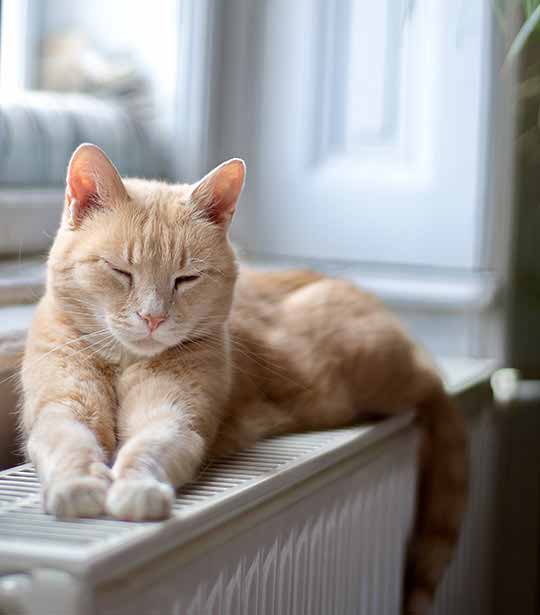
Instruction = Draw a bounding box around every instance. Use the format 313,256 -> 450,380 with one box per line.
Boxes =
506,3 -> 540,64
523,0 -> 540,19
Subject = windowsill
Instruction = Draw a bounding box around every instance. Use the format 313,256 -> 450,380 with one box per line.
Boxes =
0,258 -> 45,372
0,189 -> 63,255
0,257 -> 45,306
0,305 -> 35,372
0,253 -> 499,314
241,252 -> 499,312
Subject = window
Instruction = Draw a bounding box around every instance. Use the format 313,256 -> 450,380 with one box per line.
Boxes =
213,1 -> 497,269
188,0 -> 515,358
0,0 -> 518,359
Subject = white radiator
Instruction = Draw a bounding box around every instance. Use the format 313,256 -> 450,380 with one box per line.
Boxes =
0,359 -> 505,615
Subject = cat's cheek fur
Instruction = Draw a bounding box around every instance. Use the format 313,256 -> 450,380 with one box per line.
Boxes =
69,262 -> 115,300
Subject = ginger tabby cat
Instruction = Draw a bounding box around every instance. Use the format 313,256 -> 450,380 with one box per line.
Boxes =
21,144 -> 468,614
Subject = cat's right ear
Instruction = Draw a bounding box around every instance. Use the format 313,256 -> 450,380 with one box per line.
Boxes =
64,143 -> 127,229
189,158 -> 246,230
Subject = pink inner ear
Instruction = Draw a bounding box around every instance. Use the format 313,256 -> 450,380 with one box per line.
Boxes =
65,143 -> 127,227
66,165 -> 101,227
67,167 -> 98,208
192,159 -> 246,228
207,179 -> 236,225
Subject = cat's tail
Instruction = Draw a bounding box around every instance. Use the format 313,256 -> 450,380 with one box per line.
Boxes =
404,386 -> 469,615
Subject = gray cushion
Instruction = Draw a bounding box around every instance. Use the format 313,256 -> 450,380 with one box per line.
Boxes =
0,92 -> 169,186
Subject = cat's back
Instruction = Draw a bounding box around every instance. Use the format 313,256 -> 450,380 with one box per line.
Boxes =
229,266 -> 396,388
232,266 -> 382,325
231,267 -> 325,324
228,265 -> 384,382
236,267 -> 325,301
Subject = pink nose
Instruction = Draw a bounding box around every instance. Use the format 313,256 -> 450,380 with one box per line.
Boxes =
138,312 -> 167,333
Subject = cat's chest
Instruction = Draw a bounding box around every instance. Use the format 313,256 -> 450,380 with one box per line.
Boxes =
117,352 -> 142,371
104,347 -> 148,386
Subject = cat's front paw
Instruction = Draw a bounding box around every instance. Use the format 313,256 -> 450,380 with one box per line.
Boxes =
106,479 -> 174,521
45,476 -> 110,518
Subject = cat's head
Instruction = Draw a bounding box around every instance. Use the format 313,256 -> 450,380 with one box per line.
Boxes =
49,143 -> 245,357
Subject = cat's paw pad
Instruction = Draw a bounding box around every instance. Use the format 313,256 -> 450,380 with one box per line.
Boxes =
106,479 -> 174,521
45,476 -> 109,518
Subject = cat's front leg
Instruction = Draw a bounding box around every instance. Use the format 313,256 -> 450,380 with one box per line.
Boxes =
22,329 -> 118,518
28,406 -> 112,517
107,367 -> 223,521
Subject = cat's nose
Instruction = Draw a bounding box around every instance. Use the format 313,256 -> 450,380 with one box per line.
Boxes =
137,312 -> 167,333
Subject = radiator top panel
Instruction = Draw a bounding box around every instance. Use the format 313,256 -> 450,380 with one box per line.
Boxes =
0,358 -> 495,583
0,420 -> 414,580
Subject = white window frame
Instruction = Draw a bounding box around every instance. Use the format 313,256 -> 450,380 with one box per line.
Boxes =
0,0 -> 62,260
168,0 -> 518,361
0,0 -> 40,92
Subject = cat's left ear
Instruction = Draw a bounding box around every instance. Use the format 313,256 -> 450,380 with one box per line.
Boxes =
190,158 -> 246,230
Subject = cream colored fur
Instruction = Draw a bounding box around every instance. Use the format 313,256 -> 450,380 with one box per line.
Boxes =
21,144 -> 468,614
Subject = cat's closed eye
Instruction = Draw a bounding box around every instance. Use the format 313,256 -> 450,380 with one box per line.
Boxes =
105,261 -> 132,284
175,275 -> 200,289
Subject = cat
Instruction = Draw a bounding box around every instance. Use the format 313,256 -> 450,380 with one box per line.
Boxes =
21,143 -> 468,615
